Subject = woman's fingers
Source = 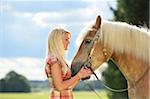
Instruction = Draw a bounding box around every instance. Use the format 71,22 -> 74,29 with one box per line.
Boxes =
78,66 -> 92,78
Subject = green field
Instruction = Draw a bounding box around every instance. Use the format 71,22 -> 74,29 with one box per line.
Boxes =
0,91 -> 109,99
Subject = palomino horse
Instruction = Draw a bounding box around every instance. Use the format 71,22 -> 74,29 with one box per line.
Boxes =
71,16 -> 149,99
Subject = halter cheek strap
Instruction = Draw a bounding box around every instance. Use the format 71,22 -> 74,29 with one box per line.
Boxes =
82,28 -> 101,68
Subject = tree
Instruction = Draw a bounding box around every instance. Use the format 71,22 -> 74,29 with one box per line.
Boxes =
102,59 -> 128,99
0,79 -> 6,92
110,0 -> 149,28
0,71 -> 31,92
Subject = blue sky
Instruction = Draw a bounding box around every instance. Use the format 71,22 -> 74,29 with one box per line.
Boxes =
0,0 -> 116,80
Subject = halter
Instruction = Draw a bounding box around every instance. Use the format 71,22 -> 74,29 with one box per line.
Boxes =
82,27 -> 149,93
83,28 -> 101,68
82,28 -> 130,92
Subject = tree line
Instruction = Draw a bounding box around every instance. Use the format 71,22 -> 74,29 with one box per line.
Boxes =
0,71 -> 105,92
0,71 -> 31,92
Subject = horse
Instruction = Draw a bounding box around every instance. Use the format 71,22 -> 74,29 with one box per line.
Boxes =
71,15 -> 149,99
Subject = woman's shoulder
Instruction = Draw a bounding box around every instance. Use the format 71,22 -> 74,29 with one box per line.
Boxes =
45,53 -> 59,78
46,53 -> 59,65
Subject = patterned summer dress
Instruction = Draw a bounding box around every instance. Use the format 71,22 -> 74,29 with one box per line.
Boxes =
45,53 -> 73,99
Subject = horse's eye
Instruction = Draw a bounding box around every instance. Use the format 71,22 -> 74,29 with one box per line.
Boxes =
84,39 -> 92,44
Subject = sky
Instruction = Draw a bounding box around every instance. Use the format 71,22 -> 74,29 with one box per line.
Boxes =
0,0 -> 116,80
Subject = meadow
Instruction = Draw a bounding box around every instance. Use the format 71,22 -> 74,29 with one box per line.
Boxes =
0,90 -> 109,99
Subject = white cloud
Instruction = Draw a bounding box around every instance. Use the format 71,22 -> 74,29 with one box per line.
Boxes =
2,1 -> 115,29
31,12 -> 68,28
31,2 -> 114,28
13,12 -> 33,18
0,3 -> 12,12
32,12 -> 52,28
0,57 -> 46,80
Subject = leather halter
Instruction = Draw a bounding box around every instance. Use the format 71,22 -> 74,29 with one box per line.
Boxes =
82,28 -> 101,68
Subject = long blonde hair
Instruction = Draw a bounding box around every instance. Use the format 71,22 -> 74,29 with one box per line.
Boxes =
47,27 -> 70,65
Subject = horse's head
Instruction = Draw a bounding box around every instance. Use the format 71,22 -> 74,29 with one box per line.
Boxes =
71,15 -> 111,77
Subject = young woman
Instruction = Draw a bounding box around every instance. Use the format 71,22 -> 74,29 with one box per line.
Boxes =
45,28 -> 91,99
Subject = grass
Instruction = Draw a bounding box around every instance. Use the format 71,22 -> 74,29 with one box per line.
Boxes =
0,90 -> 109,99
74,90 -> 109,99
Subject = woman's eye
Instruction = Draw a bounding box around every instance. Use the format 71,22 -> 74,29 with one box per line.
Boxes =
85,39 -> 91,44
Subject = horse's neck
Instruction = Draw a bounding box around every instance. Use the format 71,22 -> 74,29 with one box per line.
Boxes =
111,52 -> 149,83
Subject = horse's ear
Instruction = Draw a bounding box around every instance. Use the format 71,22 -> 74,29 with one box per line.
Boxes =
94,15 -> 101,29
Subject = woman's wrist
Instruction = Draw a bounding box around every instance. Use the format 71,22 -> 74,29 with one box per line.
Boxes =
77,73 -> 82,79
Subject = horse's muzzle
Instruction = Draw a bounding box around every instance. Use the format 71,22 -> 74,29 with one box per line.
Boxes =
71,62 -> 83,77
71,62 -> 91,80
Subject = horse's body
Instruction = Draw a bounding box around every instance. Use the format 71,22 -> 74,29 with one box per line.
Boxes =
71,16 -> 149,99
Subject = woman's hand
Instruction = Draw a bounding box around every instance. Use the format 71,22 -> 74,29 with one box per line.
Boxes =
77,67 -> 92,79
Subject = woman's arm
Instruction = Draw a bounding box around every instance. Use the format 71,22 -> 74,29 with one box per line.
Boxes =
51,62 -> 91,91
69,80 -> 79,89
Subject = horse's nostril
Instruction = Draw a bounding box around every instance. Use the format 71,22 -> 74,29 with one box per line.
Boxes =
71,62 -> 84,77
71,64 -> 76,77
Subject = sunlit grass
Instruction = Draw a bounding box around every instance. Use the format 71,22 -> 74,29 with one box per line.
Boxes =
0,90 -> 109,99
74,90 -> 108,99
0,92 -> 48,99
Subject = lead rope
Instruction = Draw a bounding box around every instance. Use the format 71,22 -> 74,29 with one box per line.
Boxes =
89,67 -> 129,92
83,80 -> 103,99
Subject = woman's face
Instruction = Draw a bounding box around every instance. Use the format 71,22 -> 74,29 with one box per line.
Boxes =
62,32 -> 71,50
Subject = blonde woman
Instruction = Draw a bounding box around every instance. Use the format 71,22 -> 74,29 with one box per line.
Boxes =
45,28 -> 91,99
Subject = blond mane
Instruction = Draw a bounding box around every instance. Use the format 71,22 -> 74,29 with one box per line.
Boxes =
100,20 -> 150,62
77,20 -> 150,63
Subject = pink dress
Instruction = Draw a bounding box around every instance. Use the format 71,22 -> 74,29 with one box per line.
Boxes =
45,53 -> 73,99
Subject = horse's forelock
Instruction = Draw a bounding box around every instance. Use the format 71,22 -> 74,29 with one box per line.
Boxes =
75,22 -> 95,48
